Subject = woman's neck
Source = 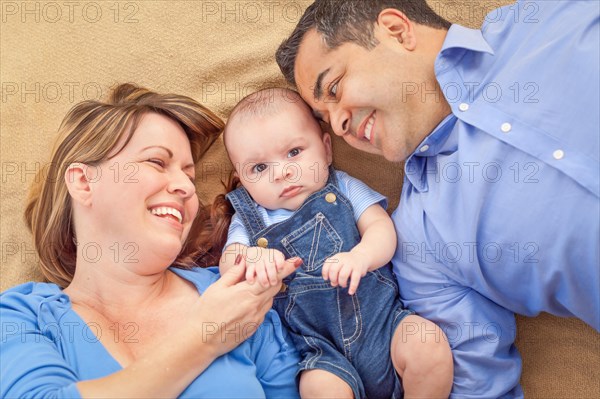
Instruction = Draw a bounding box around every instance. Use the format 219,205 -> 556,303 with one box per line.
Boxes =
64,259 -> 175,318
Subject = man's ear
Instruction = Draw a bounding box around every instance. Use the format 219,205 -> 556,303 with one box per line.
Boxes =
65,163 -> 96,207
323,133 -> 333,165
376,8 -> 417,51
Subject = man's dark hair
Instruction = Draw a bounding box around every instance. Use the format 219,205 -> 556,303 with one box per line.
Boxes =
276,0 -> 450,85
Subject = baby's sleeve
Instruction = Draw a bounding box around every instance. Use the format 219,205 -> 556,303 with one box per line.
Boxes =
223,213 -> 251,248
336,171 -> 388,222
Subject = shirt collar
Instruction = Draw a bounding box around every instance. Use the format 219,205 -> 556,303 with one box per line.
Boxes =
404,114 -> 458,192
440,24 -> 495,56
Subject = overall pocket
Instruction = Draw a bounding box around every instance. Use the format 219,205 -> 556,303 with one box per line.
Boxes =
281,212 -> 342,272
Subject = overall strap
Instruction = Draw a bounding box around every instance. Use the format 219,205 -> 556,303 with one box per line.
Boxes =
326,165 -> 338,187
226,187 -> 267,237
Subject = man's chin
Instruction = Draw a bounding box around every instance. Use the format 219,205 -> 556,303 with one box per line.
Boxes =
345,135 -> 383,156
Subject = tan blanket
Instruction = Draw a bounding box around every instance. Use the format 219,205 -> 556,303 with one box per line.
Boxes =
1,0 -> 598,396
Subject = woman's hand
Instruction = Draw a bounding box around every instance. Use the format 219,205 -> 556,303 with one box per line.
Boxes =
191,255 -> 302,358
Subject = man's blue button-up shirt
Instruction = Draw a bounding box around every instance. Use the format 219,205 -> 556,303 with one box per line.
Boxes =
391,1 -> 599,397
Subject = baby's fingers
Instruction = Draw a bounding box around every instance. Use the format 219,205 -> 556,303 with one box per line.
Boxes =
255,263 -> 271,288
266,262 -> 278,286
337,266 -> 352,289
245,263 -> 257,284
322,258 -> 331,281
327,260 -> 342,287
348,270 -> 362,295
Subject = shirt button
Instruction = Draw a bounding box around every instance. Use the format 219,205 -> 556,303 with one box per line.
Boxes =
553,149 -> 565,160
420,145 -> 430,152
459,103 -> 469,112
501,123 -> 512,133
325,193 -> 337,203
256,237 -> 268,248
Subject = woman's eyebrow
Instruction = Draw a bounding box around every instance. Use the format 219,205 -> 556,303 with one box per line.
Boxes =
141,145 -> 173,157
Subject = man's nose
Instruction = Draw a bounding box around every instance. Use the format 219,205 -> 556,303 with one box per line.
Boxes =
331,109 -> 350,137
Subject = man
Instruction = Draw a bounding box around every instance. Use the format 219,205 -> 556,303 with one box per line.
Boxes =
276,0 -> 599,397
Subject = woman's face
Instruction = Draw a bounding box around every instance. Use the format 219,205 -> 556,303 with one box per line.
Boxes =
88,112 -> 199,267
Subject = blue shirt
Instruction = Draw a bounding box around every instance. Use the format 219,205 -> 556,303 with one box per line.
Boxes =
391,1 -> 599,397
226,170 -> 387,247
0,267 -> 300,398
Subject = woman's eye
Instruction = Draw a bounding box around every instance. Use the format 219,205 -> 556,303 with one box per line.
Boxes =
148,159 -> 165,167
253,163 -> 267,173
288,148 -> 301,158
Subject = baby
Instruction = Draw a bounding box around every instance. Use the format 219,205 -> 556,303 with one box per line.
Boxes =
219,88 -> 452,398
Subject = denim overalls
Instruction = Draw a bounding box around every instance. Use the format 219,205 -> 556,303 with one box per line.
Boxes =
227,169 -> 412,399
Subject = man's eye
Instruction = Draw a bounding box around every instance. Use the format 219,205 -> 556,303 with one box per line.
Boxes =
253,163 -> 267,173
288,148 -> 301,158
328,81 -> 338,97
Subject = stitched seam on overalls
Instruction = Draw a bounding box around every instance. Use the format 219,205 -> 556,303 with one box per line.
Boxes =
280,213 -> 342,272
303,335 -> 323,368
227,191 -> 261,238
373,269 -> 398,291
313,360 -> 360,392
345,293 -> 363,346
393,308 -> 414,325
286,282 -> 333,295
308,215 -> 322,270
255,181 -> 341,238
336,288 -> 348,359
319,214 -> 343,251
285,294 -> 296,322
237,188 -> 266,234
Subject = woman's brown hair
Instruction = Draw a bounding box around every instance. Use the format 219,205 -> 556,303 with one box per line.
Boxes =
24,83 -> 225,287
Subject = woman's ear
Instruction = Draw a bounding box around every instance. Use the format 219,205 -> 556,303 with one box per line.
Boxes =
376,8 -> 417,51
65,163 -> 96,207
323,133 -> 333,165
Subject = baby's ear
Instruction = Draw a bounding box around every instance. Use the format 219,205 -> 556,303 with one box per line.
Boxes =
322,133 -> 333,165
65,162 -> 97,207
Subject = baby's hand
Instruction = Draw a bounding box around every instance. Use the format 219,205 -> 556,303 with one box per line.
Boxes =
245,247 -> 286,288
322,252 -> 369,295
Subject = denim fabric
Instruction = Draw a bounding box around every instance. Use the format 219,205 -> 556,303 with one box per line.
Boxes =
227,169 -> 412,399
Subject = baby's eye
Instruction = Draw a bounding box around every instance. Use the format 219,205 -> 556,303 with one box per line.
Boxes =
287,148 -> 301,158
253,163 -> 267,173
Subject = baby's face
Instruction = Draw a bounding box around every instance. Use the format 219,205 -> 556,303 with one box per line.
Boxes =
226,103 -> 332,211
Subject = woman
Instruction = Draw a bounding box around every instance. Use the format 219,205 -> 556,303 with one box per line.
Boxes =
0,84 -> 301,398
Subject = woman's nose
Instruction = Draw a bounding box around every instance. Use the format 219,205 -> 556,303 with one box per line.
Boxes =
168,171 -> 196,198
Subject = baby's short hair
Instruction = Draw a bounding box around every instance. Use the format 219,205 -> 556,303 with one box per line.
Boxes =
225,87 -> 316,138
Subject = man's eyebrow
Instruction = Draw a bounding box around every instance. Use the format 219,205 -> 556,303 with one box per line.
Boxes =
313,67 -> 331,100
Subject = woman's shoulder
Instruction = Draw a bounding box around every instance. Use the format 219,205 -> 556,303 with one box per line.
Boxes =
1,281 -> 65,307
1,281 -> 70,326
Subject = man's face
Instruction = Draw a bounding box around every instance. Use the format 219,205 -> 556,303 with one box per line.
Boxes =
294,27 -> 441,163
